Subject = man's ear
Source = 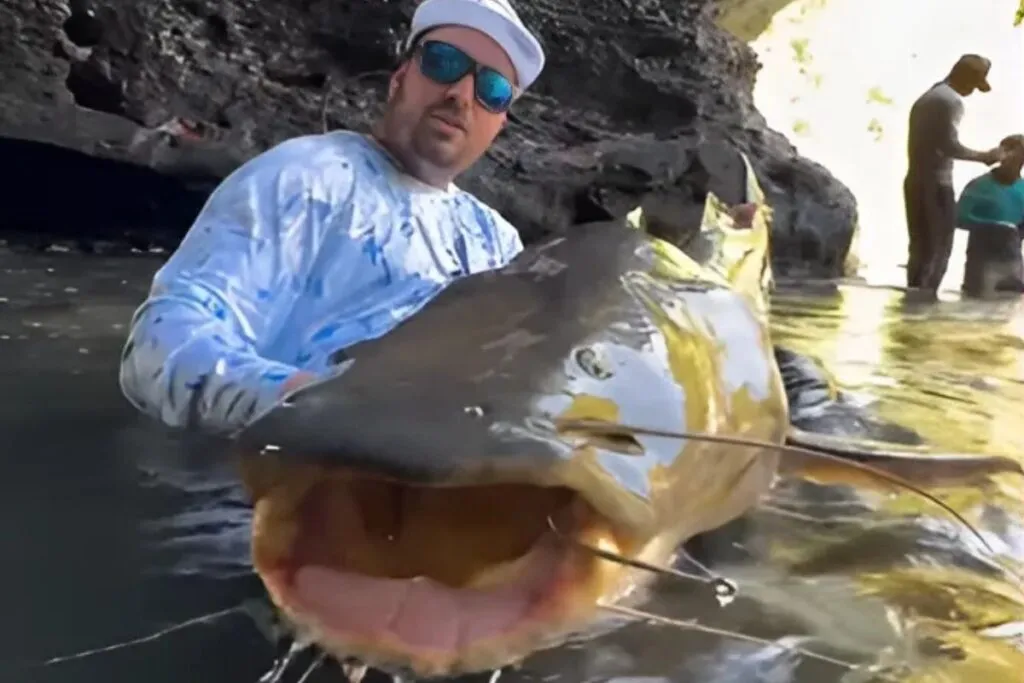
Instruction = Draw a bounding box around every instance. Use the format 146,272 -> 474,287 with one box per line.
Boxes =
388,62 -> 409,101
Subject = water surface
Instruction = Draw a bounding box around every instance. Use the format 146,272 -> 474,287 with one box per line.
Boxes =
0,248 -> 1021,683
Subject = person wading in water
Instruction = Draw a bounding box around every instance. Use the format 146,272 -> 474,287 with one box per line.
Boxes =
904,54 -> 1003,294
956,134 -> 1024,297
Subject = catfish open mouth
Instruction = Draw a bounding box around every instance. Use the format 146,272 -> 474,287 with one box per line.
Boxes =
247,464 -> 637,678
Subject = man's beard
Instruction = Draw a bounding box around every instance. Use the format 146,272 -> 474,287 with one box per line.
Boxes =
393,86 -> 465,171
411,116 -> 462,168
410,102 -> 468,171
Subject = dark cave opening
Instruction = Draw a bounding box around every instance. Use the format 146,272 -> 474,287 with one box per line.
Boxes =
64,61 -> 128,117
62,0 -> 104,48
0,137 -> 215,253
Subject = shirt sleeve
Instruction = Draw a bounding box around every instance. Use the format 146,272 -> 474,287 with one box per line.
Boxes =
935,97 -> 972,160
119,140 -> 344,435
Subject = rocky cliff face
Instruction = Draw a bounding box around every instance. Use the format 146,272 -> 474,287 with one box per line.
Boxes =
2,0 -> 857,276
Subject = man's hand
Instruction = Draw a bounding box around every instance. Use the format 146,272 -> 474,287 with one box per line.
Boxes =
981,147 -> 1006,166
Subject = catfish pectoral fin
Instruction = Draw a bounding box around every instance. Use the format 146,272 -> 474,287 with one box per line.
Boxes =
781,427 -> 1023,491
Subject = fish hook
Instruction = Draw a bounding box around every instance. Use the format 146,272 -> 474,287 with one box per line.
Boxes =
546,516 -> 739,604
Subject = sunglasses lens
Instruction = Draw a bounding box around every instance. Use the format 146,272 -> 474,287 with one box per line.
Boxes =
418,41 -> 515,113
476,68 -> 514,112
419,41 -> 472,85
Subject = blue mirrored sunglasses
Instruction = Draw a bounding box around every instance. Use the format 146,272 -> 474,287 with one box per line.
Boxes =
414,40 -> 517,114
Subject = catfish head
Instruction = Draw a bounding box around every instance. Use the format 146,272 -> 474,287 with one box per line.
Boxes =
234,221 -> 789,678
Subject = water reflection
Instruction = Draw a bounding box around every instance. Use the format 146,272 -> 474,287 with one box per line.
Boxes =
0,249 -> 1022,683
766,281 -> 1024,683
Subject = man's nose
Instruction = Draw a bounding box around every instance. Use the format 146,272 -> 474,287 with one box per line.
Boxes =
443,73 -> 475,106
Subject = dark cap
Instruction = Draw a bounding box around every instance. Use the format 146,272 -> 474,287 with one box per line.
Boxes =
951,54 -> 992,92
999,134 -> 1024,152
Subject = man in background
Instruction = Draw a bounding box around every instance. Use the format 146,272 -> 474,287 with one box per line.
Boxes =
956,134 -> 1024,297
904,54 -> 1003,293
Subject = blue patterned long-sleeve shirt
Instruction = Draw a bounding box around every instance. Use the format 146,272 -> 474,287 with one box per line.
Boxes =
119,131 -> 523,435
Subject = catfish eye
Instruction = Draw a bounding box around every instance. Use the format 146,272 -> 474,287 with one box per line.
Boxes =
574,346 -> 613,380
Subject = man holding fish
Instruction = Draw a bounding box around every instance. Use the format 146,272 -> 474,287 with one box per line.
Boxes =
120,0 -> 547,433
115,4 -> 1024,680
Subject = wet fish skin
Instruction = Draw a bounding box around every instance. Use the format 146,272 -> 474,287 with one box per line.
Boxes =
236,219 -> 789,538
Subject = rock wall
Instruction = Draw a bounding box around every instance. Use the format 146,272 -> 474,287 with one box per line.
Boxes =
1,0 -> 857,276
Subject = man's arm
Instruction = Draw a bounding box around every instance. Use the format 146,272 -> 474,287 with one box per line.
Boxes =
119,139 -> 346,435
937,98 -> 1000,164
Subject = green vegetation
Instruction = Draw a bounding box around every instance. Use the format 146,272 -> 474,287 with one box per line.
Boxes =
1016,1 -> 1024,25
788,0 -> 830,24
789,36 -> 824,86
867,118 -> 884,142
790,37 -> 812,65
866,86 -> 893,106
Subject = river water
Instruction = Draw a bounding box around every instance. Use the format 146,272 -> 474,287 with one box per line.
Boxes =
0,247 -> 1022,683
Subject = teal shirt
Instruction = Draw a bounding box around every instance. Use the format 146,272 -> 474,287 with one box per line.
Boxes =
956,172 -> 1024,229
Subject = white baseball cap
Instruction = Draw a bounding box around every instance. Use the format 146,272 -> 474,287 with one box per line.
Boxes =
407,0 -> 546,91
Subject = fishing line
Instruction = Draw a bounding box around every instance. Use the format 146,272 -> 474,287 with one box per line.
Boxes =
599,603 -> 903,681
38,604 -> 246,666
546,516 -> 738,602
13,600 -> 294,680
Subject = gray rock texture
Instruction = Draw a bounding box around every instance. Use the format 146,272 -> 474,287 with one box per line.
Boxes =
1,0 -> 857,275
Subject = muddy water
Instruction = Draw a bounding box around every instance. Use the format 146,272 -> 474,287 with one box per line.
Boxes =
0,249 -> 1021,683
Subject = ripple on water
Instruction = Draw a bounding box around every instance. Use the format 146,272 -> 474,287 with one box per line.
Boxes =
3,249 -> 1024,683
760,284 -> 1024,682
